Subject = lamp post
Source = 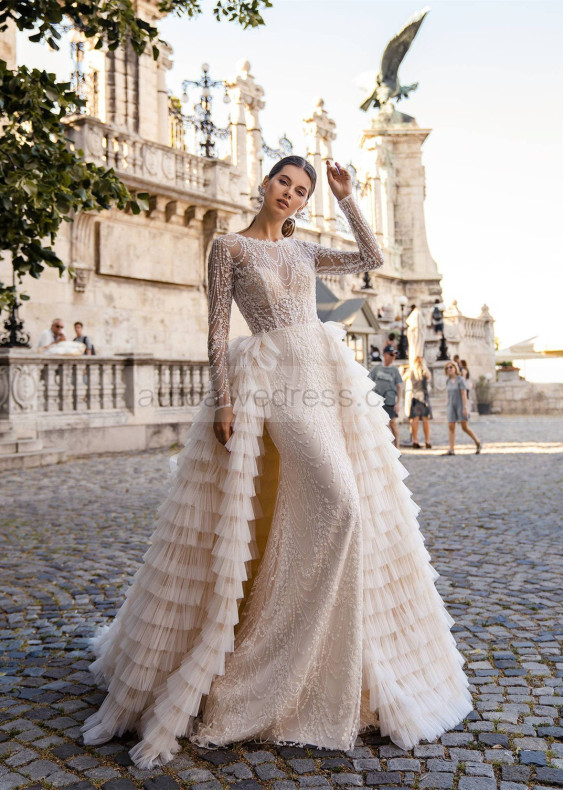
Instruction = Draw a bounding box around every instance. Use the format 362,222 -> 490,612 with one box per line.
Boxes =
434,301 -> 450,361
0,277 -> 30,349
396,295 -> 408,361
181,63 -> 230,158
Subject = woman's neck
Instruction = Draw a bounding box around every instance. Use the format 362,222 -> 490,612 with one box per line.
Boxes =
244,210 -> 285,241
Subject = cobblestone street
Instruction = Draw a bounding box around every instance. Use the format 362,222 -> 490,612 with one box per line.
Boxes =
0,415 -> 562,790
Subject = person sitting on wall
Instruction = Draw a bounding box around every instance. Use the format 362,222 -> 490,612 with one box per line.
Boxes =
37,318 -> 67,351
36,318 -> 85,356
73,321 -> 96,356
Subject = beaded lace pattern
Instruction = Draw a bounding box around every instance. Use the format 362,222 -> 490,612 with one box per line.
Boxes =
207,194 -> 384,410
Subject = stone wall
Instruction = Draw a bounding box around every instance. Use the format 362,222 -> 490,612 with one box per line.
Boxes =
493,379 -> 563,416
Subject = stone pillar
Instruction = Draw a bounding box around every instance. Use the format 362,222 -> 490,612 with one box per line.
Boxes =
226,61 -> 265,200
156,41 -> 173,145
225,61 -> 253,201
360,108 -> 440,281
303,99 -> 337,232
302,99 -> 336,231
79,0 -> 170,142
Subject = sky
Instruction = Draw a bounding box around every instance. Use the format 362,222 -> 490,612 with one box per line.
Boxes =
16,0 -> 563,363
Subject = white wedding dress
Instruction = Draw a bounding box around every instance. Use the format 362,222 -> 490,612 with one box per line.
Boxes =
81,194 -> 473,768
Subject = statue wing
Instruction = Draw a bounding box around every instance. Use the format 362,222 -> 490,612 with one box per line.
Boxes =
380,6 -> 430,85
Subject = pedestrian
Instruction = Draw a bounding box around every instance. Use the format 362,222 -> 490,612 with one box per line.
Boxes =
408,356 -> 433,449
368,344 -> 403,449
431,299 -> 443,334
460,360 -> 474,411
73,321 -> 96,355
36,318 -> 66,351
387,331 -> 398,349
369,344 -> 382,362
444,361 -> 481,455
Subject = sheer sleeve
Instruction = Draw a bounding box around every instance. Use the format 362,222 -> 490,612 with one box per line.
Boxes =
303,194 -> 384,274
207,237 -> 234,411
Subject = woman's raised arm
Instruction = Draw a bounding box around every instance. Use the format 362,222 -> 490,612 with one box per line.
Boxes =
302,194 -> 384,275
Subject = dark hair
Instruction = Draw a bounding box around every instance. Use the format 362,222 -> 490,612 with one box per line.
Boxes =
252,155 -> 317,238
74,321 -> 83,327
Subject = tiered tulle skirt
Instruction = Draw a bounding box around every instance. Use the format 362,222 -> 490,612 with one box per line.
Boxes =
81,318 -> 473,768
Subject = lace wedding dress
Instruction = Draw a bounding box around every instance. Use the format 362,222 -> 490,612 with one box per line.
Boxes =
81,194 -> 473,768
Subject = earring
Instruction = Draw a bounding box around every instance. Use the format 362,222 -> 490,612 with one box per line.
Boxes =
295,206 -> 307,220
258,184 -> 265,198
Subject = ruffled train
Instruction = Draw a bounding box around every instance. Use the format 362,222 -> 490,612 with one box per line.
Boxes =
81,318 -> 473,767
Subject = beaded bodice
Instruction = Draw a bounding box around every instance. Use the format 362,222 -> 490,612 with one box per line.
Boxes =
207,194 -> 385,409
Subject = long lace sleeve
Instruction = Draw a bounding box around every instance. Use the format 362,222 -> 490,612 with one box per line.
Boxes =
207,237 -> 234,410
303,194 -> 384,274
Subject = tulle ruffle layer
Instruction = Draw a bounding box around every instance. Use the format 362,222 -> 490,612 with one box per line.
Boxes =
81,319 -> 472,767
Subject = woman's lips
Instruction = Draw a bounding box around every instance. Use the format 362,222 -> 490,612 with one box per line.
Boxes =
277,199 -> 289,209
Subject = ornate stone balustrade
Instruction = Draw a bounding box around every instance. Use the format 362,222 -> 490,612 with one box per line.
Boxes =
65,116 -> 242,204
0,351 -> 211,461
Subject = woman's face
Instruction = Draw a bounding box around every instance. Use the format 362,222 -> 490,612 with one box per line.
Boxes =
263,164 -> 311,219
445,364 -> 456,378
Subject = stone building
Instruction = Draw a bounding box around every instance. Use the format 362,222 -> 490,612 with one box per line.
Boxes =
0,2 -> 494,365
0,4 -> 497,464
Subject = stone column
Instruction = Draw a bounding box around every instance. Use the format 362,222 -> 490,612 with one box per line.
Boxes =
156,41 -> 174,146
226,62 -> 252,201
360,109 -> 439,281
226,61 -> 265,201
303,99 -> 336,231
78,0 -> 170,142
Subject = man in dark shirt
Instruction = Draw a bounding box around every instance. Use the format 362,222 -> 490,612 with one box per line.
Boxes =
73,322 -> 95,355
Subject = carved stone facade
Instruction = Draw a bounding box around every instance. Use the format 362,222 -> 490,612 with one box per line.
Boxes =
0,5 -> 495,375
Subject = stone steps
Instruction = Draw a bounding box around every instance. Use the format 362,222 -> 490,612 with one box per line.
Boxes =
0,437 -> 44,455
0,424 -> 67,471
0,446 -> 67,472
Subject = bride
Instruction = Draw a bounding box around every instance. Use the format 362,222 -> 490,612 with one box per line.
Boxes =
81,155 -> 473,768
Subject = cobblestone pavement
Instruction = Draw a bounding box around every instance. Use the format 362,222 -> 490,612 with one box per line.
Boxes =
0,415 -> 562,790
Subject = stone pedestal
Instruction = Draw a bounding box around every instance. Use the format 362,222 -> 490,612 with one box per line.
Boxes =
359,108 -> 440,284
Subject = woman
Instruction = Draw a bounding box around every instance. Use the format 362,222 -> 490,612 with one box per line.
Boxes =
445,361 -> 481,455
408,356 -> 433,449
81,156 -> 473,768
460,360 -> 475,412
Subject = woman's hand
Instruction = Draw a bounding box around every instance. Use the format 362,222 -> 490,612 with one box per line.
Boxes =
213,404 -> 234,449
326,160 -> 352,201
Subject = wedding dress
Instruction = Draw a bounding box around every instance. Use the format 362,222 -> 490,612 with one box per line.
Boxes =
81,194 -> 473,768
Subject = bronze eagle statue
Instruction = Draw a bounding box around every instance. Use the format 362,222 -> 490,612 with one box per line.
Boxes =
360,7 -> 430,112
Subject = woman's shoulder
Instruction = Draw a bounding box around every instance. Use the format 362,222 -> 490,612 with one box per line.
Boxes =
210,233 -> 247,261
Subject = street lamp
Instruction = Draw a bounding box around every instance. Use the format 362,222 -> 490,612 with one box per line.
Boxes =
434,301 -> 450,361
181,63 -> 230,158
0,273 -> 30,348
396,295 -> 408,360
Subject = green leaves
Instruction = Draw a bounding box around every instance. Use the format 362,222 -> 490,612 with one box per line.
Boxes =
0,0 -> 273,311
0,60 -> 135,311
213,0 -> 272,28
1,1 -> 271,58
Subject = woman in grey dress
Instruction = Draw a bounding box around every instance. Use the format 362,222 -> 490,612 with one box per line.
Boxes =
444,361 -> 481,455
